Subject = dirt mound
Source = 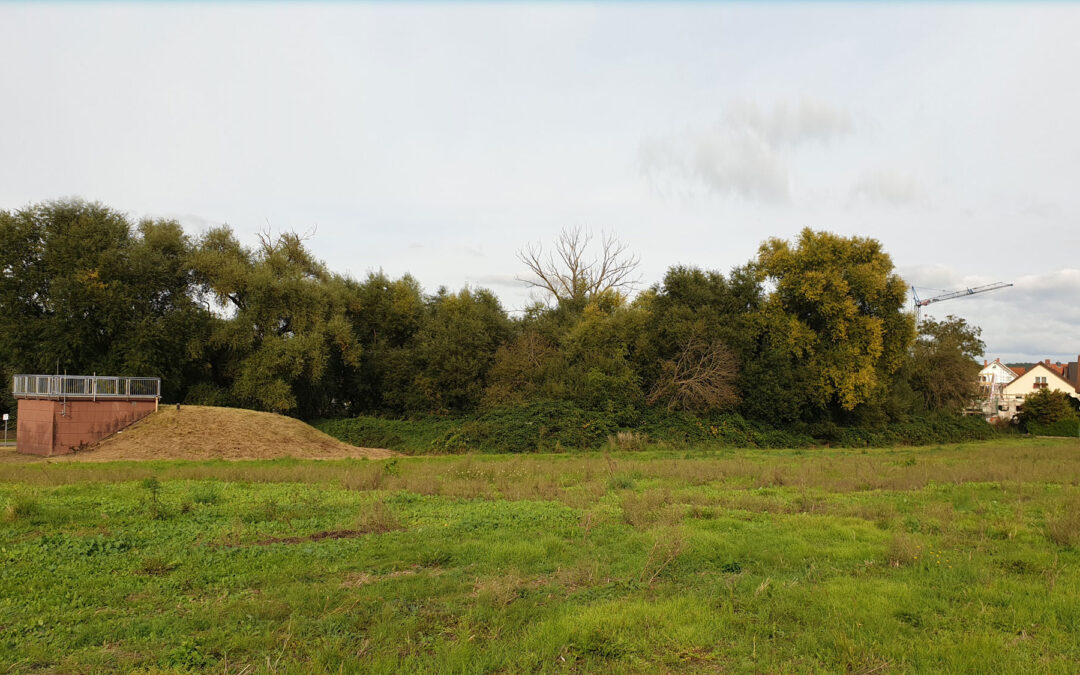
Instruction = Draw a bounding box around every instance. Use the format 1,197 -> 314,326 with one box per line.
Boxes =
66,405 -> 394,462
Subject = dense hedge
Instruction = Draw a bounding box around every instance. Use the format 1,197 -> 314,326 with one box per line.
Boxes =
804,414 -> 997,448
1026,419 -> 1080,438
317,402 -> 998,454
312,417 -> 458,453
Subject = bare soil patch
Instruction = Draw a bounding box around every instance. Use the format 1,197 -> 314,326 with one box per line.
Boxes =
252,529 -> 368,546
55,405 -> 395,462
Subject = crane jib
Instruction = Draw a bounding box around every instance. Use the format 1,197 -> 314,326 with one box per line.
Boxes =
911,282 -> 1013,312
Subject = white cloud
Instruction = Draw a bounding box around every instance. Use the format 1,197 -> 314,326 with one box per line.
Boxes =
725,99 -> 853,147
850,169 -> 925,208
640,98 -> 853,204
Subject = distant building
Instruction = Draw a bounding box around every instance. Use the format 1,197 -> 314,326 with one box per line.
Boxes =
978,359 -> 1018,399
995,359 -> 1080,420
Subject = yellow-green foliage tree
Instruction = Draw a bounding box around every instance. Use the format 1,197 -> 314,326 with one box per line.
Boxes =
752,228 -> 916,419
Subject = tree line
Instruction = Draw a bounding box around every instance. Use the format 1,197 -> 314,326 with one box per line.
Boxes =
0,199 -> 984,430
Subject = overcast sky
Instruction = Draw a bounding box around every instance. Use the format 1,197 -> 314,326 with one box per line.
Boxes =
2,3 -> 1078,362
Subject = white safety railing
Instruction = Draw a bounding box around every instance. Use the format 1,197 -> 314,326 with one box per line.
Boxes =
12,375 -> 160,399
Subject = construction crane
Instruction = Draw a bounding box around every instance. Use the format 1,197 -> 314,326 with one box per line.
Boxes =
911,282 -> 1013,320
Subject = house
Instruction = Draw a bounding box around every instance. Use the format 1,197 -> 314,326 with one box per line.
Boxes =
978,359 -> 1018,398
996,359 -> 1080,420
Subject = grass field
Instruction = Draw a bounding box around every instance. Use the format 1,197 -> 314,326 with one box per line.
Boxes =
2,438 -> 1079,672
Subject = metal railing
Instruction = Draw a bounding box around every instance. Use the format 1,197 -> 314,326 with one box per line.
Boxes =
12,375 -> 161,400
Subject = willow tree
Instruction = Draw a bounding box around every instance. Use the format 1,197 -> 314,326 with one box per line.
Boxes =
190,227 -> 359,417
751,228 -> 916,420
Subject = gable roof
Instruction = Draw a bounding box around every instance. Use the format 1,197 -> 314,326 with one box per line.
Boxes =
979,359 -> 1018,378
1004,361 -> 1077,392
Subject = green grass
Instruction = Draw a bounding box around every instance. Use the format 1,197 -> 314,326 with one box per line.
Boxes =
2,438 -> 1080,672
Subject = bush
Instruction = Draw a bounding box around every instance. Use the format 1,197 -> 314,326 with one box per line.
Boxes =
189,484 -> 221,505
183,383 -> 232,407
2,495 -> 39,523
320,406 -> 998,454
824,414 -> 995,448
1017,389 -> 1079,432
435,400 -> 619,453
313,416 -> 457,454
316,417 -> 404,449
1027,419 -> 1080,438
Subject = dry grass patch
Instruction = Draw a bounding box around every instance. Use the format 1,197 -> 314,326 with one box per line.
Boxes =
474,573 -> 531,607
1045,497 -> 1080,548
621,489 -> 680,530
355,500 -> 404,534
885,533 -> 923,567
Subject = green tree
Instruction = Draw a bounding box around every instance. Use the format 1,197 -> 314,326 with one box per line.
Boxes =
482,328 -> 558,408
404,287 -> 512,414
0,199 -> 211,407
345,272 -> 426,413
636,265 -> 760,414
190,227 -> 360,417
556,292 -> 648,412
906,316 -> 984,412
484,291 -> 647,415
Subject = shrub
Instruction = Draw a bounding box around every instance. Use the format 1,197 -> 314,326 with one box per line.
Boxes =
189,484 -> 221,505
183,383 -> 232,407
1018,389 -> 1079,428
826,414 -> 995,448
434,400 -> 618,453
137,555 -> 176,576
315,417 -> 404,449
2,495 -> 39,523
140,477 -> 166,520
608,473 -> 636,491
313,416 -> 457,454
1027,419 -> 1080,438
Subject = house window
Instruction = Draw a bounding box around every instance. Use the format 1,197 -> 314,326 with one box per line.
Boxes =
1033,376 -> 1047,389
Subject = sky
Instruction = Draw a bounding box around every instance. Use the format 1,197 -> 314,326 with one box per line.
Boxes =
1,2 -> 1078,362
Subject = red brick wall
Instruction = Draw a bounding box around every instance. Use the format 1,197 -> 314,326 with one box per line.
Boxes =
16,399 -> 157,456
15,399 -> 55,456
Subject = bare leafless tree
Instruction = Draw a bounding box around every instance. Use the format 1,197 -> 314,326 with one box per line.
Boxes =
517,227 -> 640,304
647,338 -> 740,413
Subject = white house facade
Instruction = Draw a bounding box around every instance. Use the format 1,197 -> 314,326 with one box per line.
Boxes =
978,360 -> 1017,398
996,362 -> 1080,420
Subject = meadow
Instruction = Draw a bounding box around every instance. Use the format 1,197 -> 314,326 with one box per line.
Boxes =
2,438 -> 1079,673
